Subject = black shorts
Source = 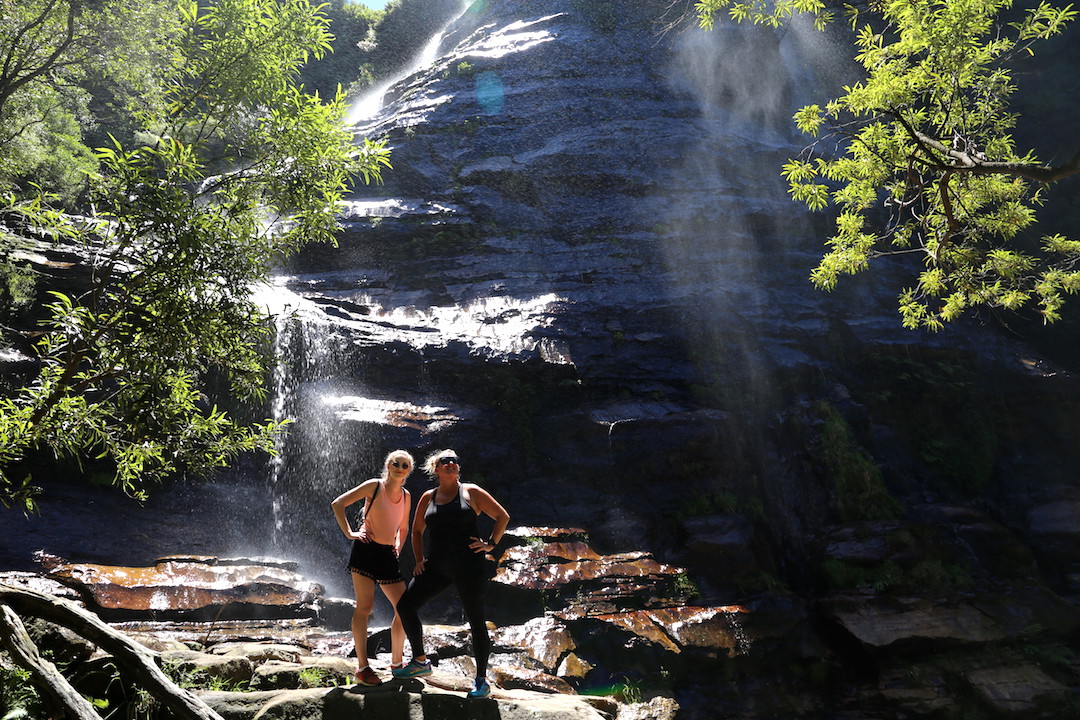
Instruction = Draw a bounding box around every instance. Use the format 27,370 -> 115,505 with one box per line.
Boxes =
348,540 -> 404,584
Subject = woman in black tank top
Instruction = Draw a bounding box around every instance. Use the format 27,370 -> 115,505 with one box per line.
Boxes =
392,449 -> 510,699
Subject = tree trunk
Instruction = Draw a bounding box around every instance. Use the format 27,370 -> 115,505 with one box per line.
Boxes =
0,583 -> 224,720
0,603 -> 103,720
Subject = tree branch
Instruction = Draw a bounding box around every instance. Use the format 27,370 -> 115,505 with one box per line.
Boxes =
0,603 -> 103,720
0,584 -> 224,720
903,120 -> 1080,183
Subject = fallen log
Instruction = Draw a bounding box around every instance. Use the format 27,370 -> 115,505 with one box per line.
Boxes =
0,583 -> 223,720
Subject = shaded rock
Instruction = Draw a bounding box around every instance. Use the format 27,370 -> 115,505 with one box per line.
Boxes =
1027,500 -> 1080,536
318,596 -> 356,632
877,665 -> 955,717
821,523 -> 896,566
970,587 -> 1080,639
24,617 -> 96,666
678,514 -> 764,591
47,557 -> 323,621
964,664 -> 1072,715
822,594 -> 1007,649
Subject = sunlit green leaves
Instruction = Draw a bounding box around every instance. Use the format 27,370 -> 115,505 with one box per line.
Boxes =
701,0 -> 1078,329
697,0 -> 833,31
0,0 -> 389,507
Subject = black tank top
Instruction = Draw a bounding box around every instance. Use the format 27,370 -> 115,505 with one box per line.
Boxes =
425,487 -> 478,556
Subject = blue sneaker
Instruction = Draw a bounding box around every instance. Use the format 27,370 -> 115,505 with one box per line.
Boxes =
467,677 -> 491,698
392,659 -> 432,678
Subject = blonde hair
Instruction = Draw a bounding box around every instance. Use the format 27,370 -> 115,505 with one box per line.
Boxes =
380,449 -> 415,480
423,449 -> 459,477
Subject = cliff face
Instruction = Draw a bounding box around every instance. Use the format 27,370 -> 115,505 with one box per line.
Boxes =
263,0 -> 1080,714
272,0 -> 1078,576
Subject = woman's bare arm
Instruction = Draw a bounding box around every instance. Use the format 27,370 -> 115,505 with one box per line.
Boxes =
330,480 -> 377,539
411,490 -> 433,573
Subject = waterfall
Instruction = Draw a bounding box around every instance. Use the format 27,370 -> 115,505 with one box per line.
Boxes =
344,2 -> 469,126
258,8 -> 473,597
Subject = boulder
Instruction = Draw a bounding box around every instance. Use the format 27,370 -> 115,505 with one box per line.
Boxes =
160,648 -> 254,685
496,615 -> 577,671
249,659 -> 353,690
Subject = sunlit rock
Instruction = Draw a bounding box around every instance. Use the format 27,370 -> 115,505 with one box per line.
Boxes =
0,570 -> 82,602
208,641 -> 311,664
160,648 -> 254,685
647,605 -> 750,654
110,617 -> 331,652
556,652 -> 593,680
496,615 -> 576,671
250,658 -> 354,690
47,557 -> 323,621
615,697 -> 680,720
491,664 -> 576,694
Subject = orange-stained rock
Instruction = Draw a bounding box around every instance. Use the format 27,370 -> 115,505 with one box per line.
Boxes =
555,605 -> 752,658
496,555 -> 680,591
589,609 -> 681,653
501,541 -> 602,565
47,558 -> 322,621
648,605 -> 750,655
504,527 -> 589,544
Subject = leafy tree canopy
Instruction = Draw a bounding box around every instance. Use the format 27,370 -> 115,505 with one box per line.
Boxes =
0,0 -> 390,510
698,0 -> 1079,329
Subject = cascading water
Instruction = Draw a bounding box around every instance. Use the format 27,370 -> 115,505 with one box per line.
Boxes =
258,2 -> 479,598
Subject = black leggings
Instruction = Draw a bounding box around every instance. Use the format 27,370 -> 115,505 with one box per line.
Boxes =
397,553 -> 490,676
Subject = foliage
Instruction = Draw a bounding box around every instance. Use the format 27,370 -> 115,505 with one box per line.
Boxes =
0,0 -> 182,203
297,0 -> 384,99
698,0 -> 1080,328
350,0 -> 461,92
0,0 -> 391,509
0,664 -> 44,719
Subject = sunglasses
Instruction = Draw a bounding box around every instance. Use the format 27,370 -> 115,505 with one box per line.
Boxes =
390,460 -> 411,469
437,456 -> 460,466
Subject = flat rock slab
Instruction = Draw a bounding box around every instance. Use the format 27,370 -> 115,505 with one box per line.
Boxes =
199,681 -> 612,720
48,558 -> 323,621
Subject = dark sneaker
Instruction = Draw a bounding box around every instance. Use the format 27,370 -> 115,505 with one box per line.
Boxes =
355,667 -> 383,686
467,678 -> 491,698
392,659 -> 432,678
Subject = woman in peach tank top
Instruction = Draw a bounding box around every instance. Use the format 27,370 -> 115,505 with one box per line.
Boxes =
330,449 -> 413,686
